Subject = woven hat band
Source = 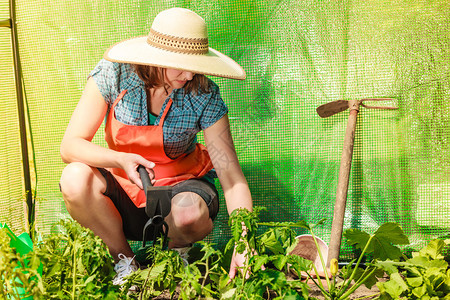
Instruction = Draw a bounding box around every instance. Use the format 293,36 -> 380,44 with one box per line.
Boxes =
147,28 -> 209,55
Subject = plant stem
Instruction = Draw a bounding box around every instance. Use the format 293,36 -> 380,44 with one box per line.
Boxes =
354,292 -> 381,300
331,273 -> 336,291
310,262 -> 331,298
338,235 -> 374,298
201,258 -> 209,289
307,275 -> 331,299
339,267 -> 377,299
240,243 -> 252,284
141,269 -> 151,300
71,249 -> 76,299
309,229 -> 331,289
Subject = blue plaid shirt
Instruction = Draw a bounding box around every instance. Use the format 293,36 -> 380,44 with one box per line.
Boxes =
90,59 -> 228,159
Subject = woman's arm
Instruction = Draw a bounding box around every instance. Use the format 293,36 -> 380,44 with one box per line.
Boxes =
203,114 -> 253,279
203,114 -> 252,214
60,77 -> 154,188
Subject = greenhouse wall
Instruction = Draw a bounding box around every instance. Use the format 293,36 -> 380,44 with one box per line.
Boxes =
0,0 -> 449,258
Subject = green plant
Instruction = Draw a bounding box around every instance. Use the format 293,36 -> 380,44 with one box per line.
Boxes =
125,207 -> 312,299
123,240 -> 224,299
0,227 -> 43,299
153,207 -> 412,300
261,220 -> 410,300
35,219 -> 119,299
329,223 -> 410,299
4,208 -> 435,300
220,207 -> 312,299
177,242 -> 224,299
375,238 -> 450,299
122,240 -> 186,299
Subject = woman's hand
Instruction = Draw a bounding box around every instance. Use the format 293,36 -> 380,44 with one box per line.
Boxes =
229,244 -> 264,280
229,246 -> 248,279
119,152 -> 155,189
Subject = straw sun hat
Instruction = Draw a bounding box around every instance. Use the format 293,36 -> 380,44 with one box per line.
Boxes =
104,7 -> 246,80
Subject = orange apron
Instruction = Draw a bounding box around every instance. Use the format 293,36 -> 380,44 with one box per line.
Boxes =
104,90 -> 214,208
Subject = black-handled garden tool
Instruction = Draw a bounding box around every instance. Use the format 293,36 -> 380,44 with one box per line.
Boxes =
137,165 -> 172,250
316,98 -> 398,266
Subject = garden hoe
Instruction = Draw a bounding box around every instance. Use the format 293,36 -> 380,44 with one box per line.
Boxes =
316,98 -> 398,266
137,165 -> 172,250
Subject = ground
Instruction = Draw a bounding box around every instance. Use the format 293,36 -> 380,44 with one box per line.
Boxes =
307,278 -> 382,299
146,276 -> 384,299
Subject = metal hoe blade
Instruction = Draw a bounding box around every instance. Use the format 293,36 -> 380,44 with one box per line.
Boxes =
316,100 -> 350,118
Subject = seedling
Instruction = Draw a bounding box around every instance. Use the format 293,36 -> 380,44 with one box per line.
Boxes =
288,222 -> 410,299
375,238 -> 450,299
3,210 -> 438,300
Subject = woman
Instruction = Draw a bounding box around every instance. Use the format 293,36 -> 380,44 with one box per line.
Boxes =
59,7 -> 252,285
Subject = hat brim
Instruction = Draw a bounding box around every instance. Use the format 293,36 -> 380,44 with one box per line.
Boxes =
104,36 -> 246,80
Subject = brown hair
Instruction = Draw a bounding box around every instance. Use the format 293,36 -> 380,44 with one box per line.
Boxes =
133,64 -> 211,95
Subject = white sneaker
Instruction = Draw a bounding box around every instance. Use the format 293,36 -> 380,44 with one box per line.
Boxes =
112,253 -> 139,285
172,246 -> 191,266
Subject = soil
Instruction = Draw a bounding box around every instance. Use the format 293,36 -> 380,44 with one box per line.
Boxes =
307,278 -> 382,299
147,276 -> 384,299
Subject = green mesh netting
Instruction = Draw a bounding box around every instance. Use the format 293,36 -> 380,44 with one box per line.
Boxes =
1,0 -> 449,259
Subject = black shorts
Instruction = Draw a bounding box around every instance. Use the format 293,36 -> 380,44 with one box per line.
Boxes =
98,168 -> 219,241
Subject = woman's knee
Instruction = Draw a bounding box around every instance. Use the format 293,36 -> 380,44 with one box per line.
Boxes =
170,192 -> 211,229
60,163 -> 104,204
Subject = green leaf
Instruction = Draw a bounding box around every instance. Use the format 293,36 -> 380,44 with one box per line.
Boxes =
425,267 -> 447,287
258,219 -> 326,231
372,237 -> 403,260
408,255 -> 431,267
83,274 -> 96,286
283,289 -> 302,300
272,256 -> 288,271
359,267 -> 383,289
428,259 -> 449,270
286,254 -> 312,275
406,276 -> 423,287
374,223 -> 410,245
344,229 -> 372,252
345,223 -> 409,260
311,218 -> 327,229
263,268 -> 288,290
339,259 -> 357,279
285,238 -> 299,255
251,255 -> 269,273
412,284 -> 427,298
220,288 -> 236,300
147,261 -> 168,279
258,220 -> 310,229
352,267 -> 366,283
419,239 -> 446,260
373,223 -> 409,260
381,272 -> 408,298
260,230 -> 284,255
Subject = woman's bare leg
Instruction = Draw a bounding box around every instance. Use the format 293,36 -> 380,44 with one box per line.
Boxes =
59,162 -> 133,261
